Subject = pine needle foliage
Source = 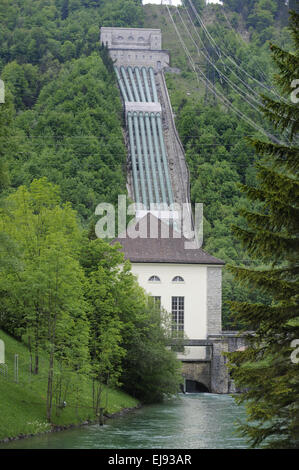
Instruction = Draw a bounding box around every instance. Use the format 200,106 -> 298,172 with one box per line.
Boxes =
227,10 -> 299,449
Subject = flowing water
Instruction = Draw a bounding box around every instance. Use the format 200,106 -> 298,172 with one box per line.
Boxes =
0,393 -> 248,449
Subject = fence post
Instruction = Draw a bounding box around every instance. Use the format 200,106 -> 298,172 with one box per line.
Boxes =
14,354 -> 19,383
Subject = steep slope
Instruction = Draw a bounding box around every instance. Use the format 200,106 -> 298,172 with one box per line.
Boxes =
143,2 -> 291,327
0,0 -> 145,221
0,329 -> 138,441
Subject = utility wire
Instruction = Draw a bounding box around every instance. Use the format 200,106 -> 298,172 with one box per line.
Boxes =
177,7 -> 263,113
166,5 -> 282,144
183,3 -> 213,60
182,4 -> 264,103
186,0 -> 288,104
221,6 -> 276,85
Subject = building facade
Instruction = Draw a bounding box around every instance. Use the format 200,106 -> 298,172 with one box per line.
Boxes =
101,27 -> 170,69
113,215 -> 224,362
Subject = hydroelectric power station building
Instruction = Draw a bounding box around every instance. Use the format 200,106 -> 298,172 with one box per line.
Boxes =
100,26 -> 245,393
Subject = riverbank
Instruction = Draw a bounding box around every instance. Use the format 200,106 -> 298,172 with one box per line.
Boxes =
0,394 -> 248,449
0,330 -> 140,442
0,404 -> 141,445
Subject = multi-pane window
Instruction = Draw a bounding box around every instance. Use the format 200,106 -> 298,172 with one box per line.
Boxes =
171,296 -> 184,332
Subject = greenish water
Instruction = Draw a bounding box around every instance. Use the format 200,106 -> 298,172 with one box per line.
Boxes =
0,394 -> 248,449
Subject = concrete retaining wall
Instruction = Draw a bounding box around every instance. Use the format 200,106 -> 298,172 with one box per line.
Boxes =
207,267 -> 222,336
101,27 -> 162,50
182,361 -> 211,391
109,49 -> 170,70
181,333 -> 250,394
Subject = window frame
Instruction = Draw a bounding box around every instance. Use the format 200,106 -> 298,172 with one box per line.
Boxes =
171,296 -> 184,333
148,275 -> 161,283
172,275 -> 185,283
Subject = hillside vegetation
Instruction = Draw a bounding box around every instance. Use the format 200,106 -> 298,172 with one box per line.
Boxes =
0,0 -> 144,220
1,1 -> 293,329
0,1 -> 182,437
144,0 -> 292,327
0,329 -> 138,441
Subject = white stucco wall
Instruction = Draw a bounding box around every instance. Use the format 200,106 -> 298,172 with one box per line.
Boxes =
131,262 -> 208,338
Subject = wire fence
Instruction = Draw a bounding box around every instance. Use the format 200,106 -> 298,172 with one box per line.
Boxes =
0,349 -> 86,388
0,350 -> 119,422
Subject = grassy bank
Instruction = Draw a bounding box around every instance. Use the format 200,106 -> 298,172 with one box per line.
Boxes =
0,330 -> 139,441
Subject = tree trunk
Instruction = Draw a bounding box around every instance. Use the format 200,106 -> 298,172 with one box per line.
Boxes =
47,349 -> 54,422
34,353 -> 39,375
28,336 -> 33,374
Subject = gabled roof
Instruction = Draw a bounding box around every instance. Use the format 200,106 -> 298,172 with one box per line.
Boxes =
111,214 -> 225,265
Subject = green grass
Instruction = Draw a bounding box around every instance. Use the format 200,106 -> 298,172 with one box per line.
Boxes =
0,330 -> 139,440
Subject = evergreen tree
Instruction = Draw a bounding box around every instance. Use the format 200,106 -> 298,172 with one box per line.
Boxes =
227,11 -> 299,448
61,0 -> 69,20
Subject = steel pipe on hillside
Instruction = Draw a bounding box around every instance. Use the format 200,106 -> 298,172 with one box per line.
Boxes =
144,113 -> 160,205
127,112 -> 141,205
133,112 -> 148,208
149,67 -> 159,103
156,113 -> 174,206
141,67 -> 152,102
120,66 -> 134,102
128,67 -> 140,102
114,66 -> 129,102
150,113 -> 168,204
139,113 -> 155,206
134,67 -> 146,103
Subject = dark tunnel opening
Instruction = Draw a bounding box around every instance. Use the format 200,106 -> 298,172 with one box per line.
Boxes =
181,380 -> 209,393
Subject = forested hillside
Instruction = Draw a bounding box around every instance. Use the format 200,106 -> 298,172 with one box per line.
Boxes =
0,0 -> 295,330
0,1 -> 182,432
0,0 -> 143,219
0,0 -> 295,360
144,0 -> 293,327
0,0 -> 297,446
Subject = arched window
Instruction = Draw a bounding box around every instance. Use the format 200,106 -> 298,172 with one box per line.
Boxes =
117,36 -> 123,41
148,275 -> 161,282
172,276 -> 184,282
138,36 -> 145,42
128,35 -> 134,41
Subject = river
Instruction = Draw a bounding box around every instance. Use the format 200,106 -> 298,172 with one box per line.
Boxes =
0,393 -> 248,449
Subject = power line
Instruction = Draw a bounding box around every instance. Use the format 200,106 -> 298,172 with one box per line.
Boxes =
182,4 -> 265,102
5,133 -> 264,138
166,4 -> 283,144
186,0 -> 288,104
221,7 -> 277,86
177,7 -> 263,113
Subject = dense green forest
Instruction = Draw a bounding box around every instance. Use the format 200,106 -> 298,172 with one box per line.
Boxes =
0,0 -> 294,328
144,0 -> 293,327
0,0 -> 297,435
0,0 -> 181,426
0,0 -> 145,220
227,10 -> 299,448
